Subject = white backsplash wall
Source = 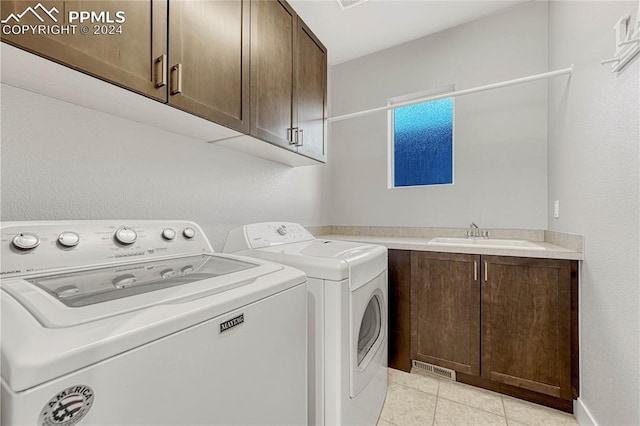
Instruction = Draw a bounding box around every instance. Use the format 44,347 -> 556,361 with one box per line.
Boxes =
547,1 -> 639,425
329,1 -> 548,229
0,84 -> 331,251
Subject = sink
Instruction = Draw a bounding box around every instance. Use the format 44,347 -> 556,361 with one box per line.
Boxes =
428,237 -> 546,250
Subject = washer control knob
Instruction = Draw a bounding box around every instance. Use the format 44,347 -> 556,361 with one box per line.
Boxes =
181,265 -> 194,274
58,231 -> 80,248
115,227 -> 137,245
161,269 -> 176,279
183,227 -> 196,239
12,233 -> 40,250
277,226 -> 287,236
162,228 -> 176,240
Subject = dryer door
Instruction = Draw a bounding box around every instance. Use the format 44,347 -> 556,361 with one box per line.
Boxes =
350,271 -> 387,398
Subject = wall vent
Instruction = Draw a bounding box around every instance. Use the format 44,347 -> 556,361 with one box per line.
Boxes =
412,360 -> 456,381
336,0 -> 368,10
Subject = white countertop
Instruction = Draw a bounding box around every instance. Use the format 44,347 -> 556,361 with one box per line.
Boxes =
319,234 -> 583,260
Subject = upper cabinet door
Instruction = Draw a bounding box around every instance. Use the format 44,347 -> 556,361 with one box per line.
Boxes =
295,21 -> 326,162
168,0 -> 249,133
1,0 -> 167,101
250,0 -> 295,149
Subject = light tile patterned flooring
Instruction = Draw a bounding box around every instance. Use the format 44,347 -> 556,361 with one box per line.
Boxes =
378,369 -> 578,426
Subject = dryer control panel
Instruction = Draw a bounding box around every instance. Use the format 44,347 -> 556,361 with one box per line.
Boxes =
224,222 -> 315,251
0,221 -> 213,278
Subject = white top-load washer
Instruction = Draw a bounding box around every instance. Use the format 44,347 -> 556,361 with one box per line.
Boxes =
224,222 -> 388,426
1,220 -> 307,426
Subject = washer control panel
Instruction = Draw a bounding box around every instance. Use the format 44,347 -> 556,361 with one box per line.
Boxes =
225,222 -> 315,251
0,220 -> 212,279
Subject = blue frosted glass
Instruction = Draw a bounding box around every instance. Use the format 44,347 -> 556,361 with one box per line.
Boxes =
394,98 -> 453,187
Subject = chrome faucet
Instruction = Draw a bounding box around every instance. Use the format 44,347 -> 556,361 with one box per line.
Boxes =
467,222 -> 489,239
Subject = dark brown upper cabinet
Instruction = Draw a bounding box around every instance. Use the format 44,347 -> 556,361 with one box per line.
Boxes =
250,0 -> 326,161
250,0 -> 296,150
295,20 -> 327,161
2,0 -> 328,164
168,0 -> 250,133
1,0 -> 168,101
411,251 -> 481,376
481,256 -> 576,400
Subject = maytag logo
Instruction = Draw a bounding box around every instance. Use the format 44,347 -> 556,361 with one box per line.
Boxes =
220,314 -> 244,333
0,269 -> 21,275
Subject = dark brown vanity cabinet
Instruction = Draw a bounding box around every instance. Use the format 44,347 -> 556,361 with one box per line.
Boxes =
388,250 -> 412,372
1,0 -> 168,101
389,250 -> 579,411
481,256 -> 577,401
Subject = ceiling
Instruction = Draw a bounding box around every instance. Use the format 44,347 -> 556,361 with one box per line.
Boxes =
289,0 -> 530,65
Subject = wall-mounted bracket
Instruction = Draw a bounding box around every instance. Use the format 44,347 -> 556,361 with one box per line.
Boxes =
601,1 -> 640,72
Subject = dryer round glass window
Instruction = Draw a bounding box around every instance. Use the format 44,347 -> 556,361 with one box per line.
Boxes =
357,294 -> 382,366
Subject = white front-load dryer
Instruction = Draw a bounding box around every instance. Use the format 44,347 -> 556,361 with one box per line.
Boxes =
225,222 -> 388,425
350,271 -> 387,398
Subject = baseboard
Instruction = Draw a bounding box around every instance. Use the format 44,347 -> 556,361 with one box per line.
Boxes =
575,398 -> 598,426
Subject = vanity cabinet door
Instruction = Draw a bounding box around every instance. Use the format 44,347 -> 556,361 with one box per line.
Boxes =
1,0 -> 167,101
411,251 -> 481,376
481,256 -> 576,399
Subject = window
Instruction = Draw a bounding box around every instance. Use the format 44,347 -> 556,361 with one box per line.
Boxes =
388,88 -> 454,188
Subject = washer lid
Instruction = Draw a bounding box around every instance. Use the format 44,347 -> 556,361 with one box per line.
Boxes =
1,254 -> 272,328
246,239 -> 387,286
1,255 -> 306,392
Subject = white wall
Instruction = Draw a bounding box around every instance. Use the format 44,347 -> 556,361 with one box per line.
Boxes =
329,1 -> 549,229
547,2 -> 639,425
0,84 -> 331,250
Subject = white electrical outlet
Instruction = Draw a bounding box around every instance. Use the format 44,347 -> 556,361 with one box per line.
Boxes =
553,200 -> 560,219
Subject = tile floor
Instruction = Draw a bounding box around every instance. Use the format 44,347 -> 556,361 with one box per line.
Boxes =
378,368 -> 578,426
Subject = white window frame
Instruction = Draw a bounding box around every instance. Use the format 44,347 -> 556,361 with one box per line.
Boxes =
387,84 -> 456,189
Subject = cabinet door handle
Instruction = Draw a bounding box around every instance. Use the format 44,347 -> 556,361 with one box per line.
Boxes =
289,127 -> 299,145
484,261 -> 488,282
287,127 -> 292,143
155,54 -> 167,88
297,129 -> 304,147
474,261 -> 478,281
171,63 -> 182,95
